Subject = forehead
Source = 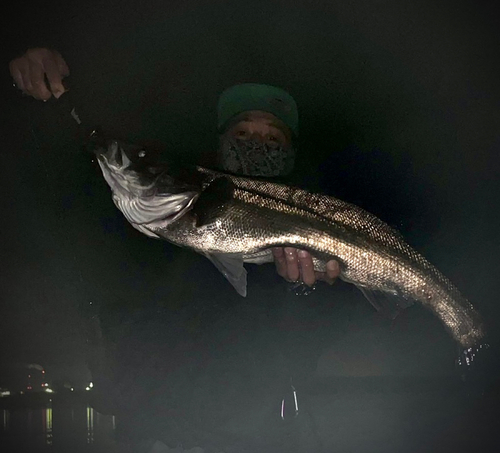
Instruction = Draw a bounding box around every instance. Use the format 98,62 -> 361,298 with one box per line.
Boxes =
225,110 -> 291,135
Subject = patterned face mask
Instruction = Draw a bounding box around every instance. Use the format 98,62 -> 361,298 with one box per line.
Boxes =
218,138 -> 296,177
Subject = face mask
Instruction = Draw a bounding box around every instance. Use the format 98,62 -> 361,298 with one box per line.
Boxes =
218,138 -> 296,177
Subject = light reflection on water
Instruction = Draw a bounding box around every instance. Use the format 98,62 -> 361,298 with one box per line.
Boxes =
43,407 -> 53,446
87,405 -> 93,444
0,401 -> 117,452
2,410 -> 10,431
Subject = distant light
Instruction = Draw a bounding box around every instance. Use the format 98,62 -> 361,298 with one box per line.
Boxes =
45,388 -> 54,393
70,388 -> 74,392
27,386 -> 32,390
42,370 -> 45,374
85,386 -> 91,391
0,390 -> 11,397
89,382 -> 93,388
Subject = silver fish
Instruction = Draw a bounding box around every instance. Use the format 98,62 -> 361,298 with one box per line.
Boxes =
94,140 -> 484,348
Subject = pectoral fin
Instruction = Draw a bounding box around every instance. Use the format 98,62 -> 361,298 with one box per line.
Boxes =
204,252 -> 247,297
193,177 -> 235,227
358,287 -> 414,320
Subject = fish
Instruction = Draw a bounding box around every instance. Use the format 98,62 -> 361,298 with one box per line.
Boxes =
93,139 -> 485,348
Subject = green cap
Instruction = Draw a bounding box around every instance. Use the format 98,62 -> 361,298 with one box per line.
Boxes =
217,83 -> 299,136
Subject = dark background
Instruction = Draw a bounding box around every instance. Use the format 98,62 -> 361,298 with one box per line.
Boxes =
1,0 -> 499,434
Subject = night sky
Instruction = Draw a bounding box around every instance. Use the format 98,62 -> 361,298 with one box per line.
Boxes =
2,0 -> 500,385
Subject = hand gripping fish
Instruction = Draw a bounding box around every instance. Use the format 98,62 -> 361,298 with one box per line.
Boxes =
94,140 -> 484,348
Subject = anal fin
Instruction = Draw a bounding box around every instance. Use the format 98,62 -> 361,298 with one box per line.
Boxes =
358,287 -> 414,320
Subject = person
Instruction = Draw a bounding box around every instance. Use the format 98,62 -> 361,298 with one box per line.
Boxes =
9,47 -> 341,287
10,44 -> 457,453
10,48 -> 345,453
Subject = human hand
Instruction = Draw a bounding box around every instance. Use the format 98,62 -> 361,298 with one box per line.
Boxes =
9,48 -> 70,101
272,247 -> 340,287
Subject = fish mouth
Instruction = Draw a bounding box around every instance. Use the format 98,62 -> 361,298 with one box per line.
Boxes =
95,140 -> 129,170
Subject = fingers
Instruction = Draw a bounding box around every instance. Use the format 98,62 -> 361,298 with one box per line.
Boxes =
298,250 -> 315,286
9,48 -> 69,100
272,248 -> 288,279
284,247 -> 300,282
323,260 -> 340,285
272,247 -> 300,282
273,248 -> 314,286
29,59 -> 52,100
54,50 -> 70,77
273,248 -> 341,287
313,260 -> 340,285
43,51 -> 69,98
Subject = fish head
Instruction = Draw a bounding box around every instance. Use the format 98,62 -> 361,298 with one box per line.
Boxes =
94,139 -> 169,196
93,139 -> 200,228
